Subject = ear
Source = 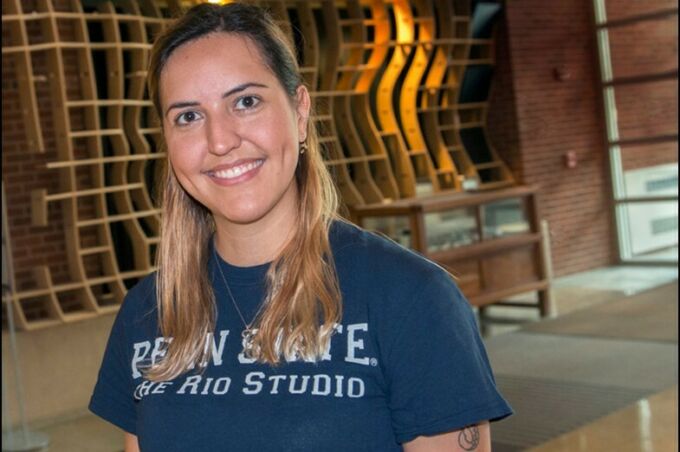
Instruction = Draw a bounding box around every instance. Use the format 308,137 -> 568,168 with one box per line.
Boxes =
295,85 -> 311,142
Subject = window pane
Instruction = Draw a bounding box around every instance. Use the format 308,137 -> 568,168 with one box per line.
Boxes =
620,200 -> 678,261
621,147 -> 678,199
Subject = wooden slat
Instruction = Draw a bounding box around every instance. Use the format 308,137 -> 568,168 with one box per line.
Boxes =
76,210 -> 161,227
2,41 -> 152,53
448,58 -> 494,66
43,183 -> 146,201
3,0 -> 45,151
47,153 -> 165,169
428,233 -> 542,262
66,99 -> 153,107
326,154 -> 388,165
475,162 -> 503,170
68,128 -> 124,138
469,280 -> 549,307
79,246 -> 111,256
1,11 -> 166,24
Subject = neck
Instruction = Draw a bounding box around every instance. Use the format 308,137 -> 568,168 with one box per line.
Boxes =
213,206 -> 298,268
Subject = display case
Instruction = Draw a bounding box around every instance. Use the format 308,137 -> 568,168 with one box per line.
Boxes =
351,186 -> 552,316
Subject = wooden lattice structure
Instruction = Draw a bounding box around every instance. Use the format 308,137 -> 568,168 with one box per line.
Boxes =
2,0 -> 513,330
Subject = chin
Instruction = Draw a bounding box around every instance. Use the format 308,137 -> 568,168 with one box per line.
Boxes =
213,205 -> 273,226
207,184 -> 298,227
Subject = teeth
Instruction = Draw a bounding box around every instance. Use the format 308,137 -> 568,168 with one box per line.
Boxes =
213,160 -> 263,179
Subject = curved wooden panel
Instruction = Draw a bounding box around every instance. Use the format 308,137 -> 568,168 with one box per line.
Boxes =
416,0 -> 460,189
375,0 -> 443,197
368,1 -> 415,198
453,1 -> 514,189
292,0 -> 320,90
315,0 -> 365,207
2,0 -> 515,330
348,0 -> 401,202
4,0 -> 163,328
332,0 -> 384,204
2,0 -> 45,151
427,0 -> 478,185
399,0 -> 457,190
122,0 -> 161,264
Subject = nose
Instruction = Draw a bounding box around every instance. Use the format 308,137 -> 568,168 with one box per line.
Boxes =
206,114 -> 240,156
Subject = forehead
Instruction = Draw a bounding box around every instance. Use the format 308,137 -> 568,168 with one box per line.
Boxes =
159,33 -> 274,100
168,32 -> 266,66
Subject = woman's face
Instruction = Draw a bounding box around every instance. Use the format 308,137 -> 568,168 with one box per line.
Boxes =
160,32 -> 309,230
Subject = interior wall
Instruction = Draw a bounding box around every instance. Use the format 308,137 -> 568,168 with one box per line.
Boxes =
488,0 -> 677,275
2,314 -> 114,427
489,0 -> 616,276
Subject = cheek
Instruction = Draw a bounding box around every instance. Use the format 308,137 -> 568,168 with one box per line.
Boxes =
252,101 -> 300,148
166,137 -> 200,171
254,115 -> 299,161
167,150 -> 187,174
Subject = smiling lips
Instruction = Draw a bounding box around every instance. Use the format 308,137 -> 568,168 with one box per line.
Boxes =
206,159 -> 265,182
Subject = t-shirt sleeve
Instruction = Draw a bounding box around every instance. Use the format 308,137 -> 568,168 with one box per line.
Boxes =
89,299 -> 138,434
383,269 -> 512,444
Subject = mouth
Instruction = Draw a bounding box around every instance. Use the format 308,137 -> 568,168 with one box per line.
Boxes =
205,159 -> 265,182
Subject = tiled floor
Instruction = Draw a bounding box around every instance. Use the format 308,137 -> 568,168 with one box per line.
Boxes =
7,265 -> 679,451
529,385 -> 678,452
553,265 -> 678,296
31,413 -> 122,452
479,264 -> 678,336
484,265 -> 678,451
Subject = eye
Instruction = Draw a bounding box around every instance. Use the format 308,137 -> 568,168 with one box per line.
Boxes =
175,110 -> 202,126
235,95 -> 261,111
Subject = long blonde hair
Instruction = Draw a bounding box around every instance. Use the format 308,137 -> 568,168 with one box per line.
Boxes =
146,3 -> 341,381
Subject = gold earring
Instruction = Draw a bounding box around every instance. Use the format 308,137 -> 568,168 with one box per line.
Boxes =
299,141 -> 308,155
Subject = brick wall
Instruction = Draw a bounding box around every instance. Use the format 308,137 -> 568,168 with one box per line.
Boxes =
488,0 -> 615,275
488,0 -> 677,275
2,0 -> 72,293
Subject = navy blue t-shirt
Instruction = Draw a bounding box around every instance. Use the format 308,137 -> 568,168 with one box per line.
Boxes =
89,221 -> 511,451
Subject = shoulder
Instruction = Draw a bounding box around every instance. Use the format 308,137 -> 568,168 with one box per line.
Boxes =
329,219 -> 461,304
115,272 -> 158,328
331,219 -> 452,280
102,272 -> 160,348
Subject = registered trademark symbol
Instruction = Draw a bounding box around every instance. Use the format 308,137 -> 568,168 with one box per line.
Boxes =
370,358 -> 378,367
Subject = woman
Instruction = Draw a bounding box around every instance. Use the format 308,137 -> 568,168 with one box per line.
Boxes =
90,3 -> 512,451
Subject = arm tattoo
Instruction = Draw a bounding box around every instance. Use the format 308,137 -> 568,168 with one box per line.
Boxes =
457,425 -> 480,451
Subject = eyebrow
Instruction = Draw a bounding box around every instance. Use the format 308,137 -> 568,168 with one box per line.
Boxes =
164,82 -> 269,118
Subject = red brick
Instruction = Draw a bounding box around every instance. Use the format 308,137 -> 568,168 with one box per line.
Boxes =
487,0 -> 677,276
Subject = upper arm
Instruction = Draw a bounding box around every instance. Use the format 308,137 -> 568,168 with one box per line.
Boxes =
402,422 -> 491,452
125,433 -> 140,452
89,279 -> 156,434
383,271 -> 512,442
